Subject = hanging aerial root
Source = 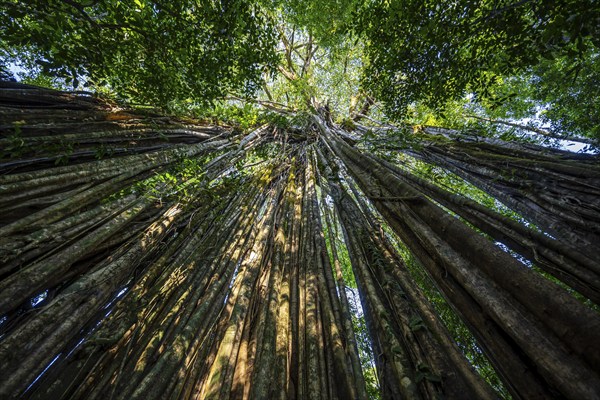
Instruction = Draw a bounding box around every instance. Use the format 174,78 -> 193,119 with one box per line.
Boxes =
318,116 -> 600,400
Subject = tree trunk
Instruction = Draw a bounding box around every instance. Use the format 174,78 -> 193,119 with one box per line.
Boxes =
2,85 -> 599,400
319,116 -> 600,400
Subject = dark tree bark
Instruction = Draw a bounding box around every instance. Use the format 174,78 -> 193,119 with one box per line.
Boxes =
410,130 -> 600,262
1,84 -> 599,400
318,116 -> 600,400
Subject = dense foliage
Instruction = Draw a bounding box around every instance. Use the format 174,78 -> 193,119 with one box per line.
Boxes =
480,49 -> 600,140
2,0 -> 599,142
357,0 -> 600,118
0,0 -> 279,105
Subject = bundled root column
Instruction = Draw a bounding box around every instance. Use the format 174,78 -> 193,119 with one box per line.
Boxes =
321,121 -> 600,400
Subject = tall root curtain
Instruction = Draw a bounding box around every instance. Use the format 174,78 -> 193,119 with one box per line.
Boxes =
1,83 -> 599,399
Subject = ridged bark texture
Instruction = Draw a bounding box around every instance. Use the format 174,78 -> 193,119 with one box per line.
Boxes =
1,85 -> 598,400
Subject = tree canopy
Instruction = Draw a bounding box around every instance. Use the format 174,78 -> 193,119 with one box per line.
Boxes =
357,0 -> 600,116
3,0 -> 599,142
1,0 -> 280,104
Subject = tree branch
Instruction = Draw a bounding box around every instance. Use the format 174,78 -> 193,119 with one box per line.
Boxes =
466,114 -> 598,146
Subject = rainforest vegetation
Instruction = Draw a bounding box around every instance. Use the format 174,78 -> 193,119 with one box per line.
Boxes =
0,0 -> 599,399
